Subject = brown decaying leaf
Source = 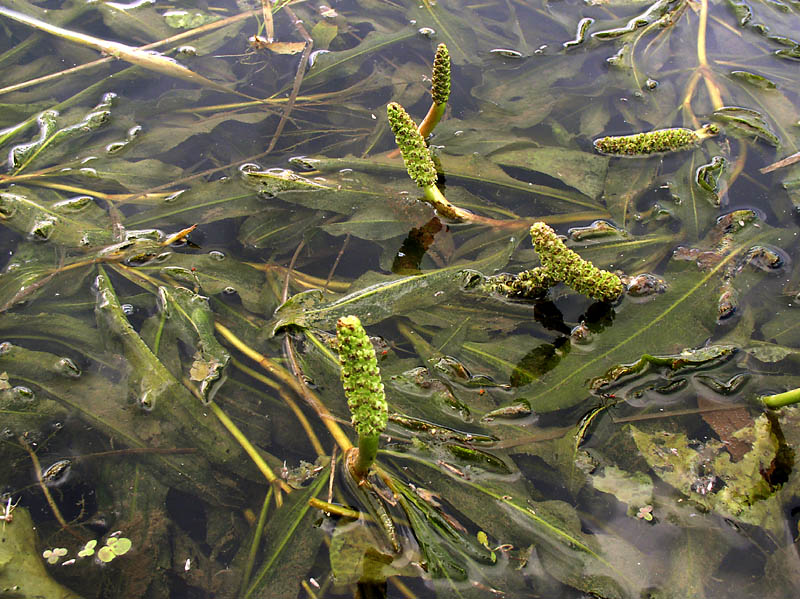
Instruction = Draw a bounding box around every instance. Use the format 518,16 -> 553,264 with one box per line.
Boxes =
697,396 -> 753,462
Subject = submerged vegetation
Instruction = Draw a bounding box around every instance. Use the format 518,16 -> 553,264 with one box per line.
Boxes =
1,0 -> 800,598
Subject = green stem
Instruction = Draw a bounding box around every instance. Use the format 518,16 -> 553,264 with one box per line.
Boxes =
208,401 -> 289,495
761,388 -> 800,409
239,487 -> 273,597
422,184 -> 472,221
354,434 -> 380,478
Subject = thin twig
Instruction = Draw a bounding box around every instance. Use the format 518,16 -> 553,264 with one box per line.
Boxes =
214,323 -> 353,452
760,150 -> 800,174
327,445 -> 337,504
232,358 -> 327,457
324,234 -> 350,292
0,8 -> 260,97
240,487 -> 273,597
263,5 -> 314,155
308,497 -> 361,519
18,436 -> 82,539
282,240 -> 305,303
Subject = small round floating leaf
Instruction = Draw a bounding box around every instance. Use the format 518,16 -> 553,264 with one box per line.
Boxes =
97,546 -> 116,563
78,540 -> 97,558
111,537 -> 132,556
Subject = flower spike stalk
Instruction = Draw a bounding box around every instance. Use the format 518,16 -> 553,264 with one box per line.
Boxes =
387,101 -> 472,221
418,43 -> 451,139
760,387 -> 800,409
336,315 -> 388,479
593,124 -> 719,156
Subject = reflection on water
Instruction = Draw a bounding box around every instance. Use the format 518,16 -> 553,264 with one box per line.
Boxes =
1,0 -> 800,597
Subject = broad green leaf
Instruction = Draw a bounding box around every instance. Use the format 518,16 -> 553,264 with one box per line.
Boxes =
123,178 -> 263,228
94,269 -> 241,465
0,186 -> 112,247
464,233 -> 770,413
304,29 -> 417,86
239,208 -> 327,248
0,507 -> 84,599
490,147 -> 610,200
156,285 -> 230,403
271,236 -> 516,332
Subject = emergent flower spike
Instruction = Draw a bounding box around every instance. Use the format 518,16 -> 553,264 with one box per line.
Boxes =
530,222 -> 624,301
387,102 -> 438,188
431,43 -> 451,107
593,124 -> 719,156
418,43 -> 451,140
336,315 -> 388,477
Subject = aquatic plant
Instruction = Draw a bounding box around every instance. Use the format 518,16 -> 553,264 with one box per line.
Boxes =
760,387 -> 800,409
335,315 -> 388,479
387,101 -> 472,221
480,222 -> 624,301
530,222 -> 625,301
1,1 -> 799,597
418,43 -> 451,138
593,124 -> 719,156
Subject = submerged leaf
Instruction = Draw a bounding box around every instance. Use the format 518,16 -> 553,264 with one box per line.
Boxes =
630,414 -> 782,531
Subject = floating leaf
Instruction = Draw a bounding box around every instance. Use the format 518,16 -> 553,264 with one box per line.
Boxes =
1,508 -> 80,597
272,237 -> 515,332
630,414 -> 782,532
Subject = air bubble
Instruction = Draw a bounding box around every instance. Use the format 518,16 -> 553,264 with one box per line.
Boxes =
139,390 -> 156,412
308,49 -> 330,68
489,48 -> 523,58
56,357 -> 81,379
106,141 -> 128,153
12,386 -> 34,401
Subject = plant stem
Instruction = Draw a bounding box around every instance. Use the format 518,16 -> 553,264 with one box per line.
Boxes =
422,184 -> 473,221
418,102 -> 446,139
354,434 -> 380,479
207,401 -> 291,501
761,387 -> 800,409
239,487 -> 273,597
308,497 -> 362,519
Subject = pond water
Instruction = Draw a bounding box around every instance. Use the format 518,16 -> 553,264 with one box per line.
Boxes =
1,0 -> 800,597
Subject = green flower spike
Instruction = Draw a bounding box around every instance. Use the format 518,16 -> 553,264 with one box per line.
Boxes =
593,124 -> 719,156
481,267 -> 557,299
530,222 -> 624,301
387,101 -> 471,221
418,43 -> 451,139
336,315 -> 388,479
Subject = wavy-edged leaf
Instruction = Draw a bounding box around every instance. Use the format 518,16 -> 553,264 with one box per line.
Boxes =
272,236 -> 516,332
0,186 -> 112,246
